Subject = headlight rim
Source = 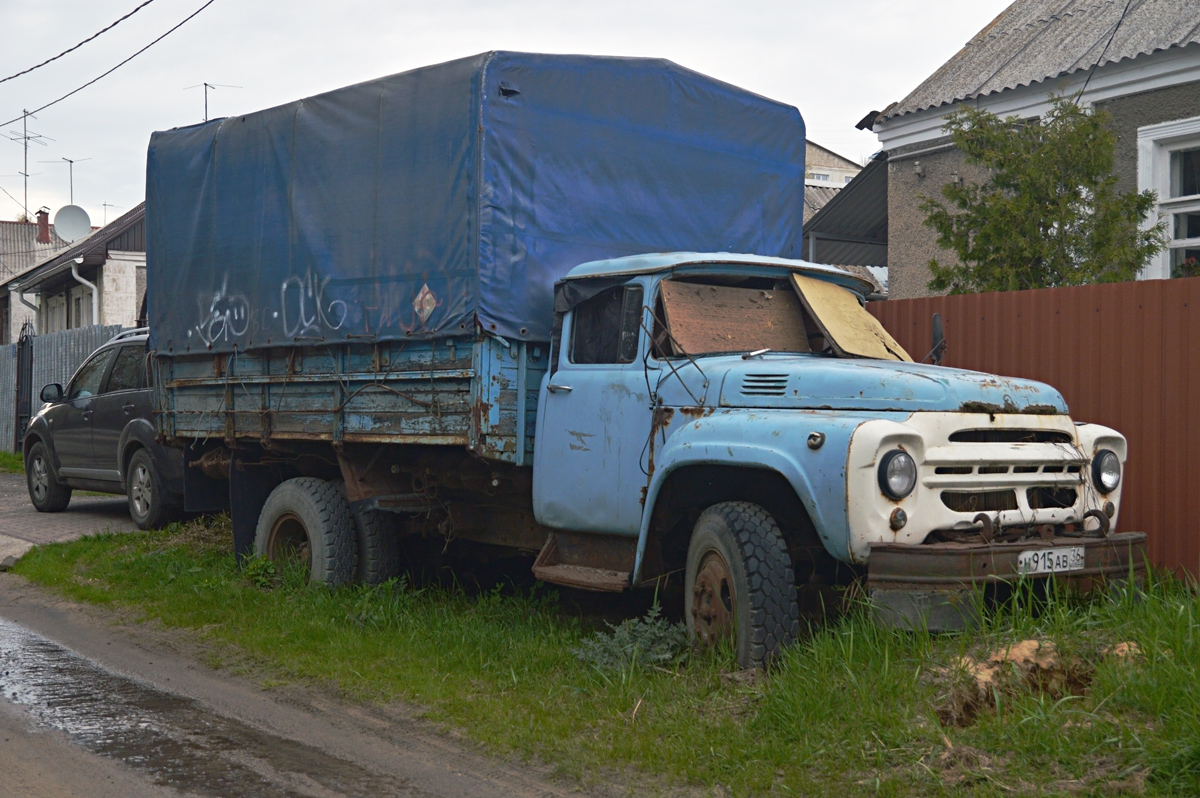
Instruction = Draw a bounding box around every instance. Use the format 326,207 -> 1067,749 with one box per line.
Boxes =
878,449 -> 918,500
1092,449 -> 1121,494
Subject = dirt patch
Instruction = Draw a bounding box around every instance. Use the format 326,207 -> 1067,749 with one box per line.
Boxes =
934,639 -> 1095,727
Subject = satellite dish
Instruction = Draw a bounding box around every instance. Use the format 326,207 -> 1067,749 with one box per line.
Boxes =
53,204 -> 91,243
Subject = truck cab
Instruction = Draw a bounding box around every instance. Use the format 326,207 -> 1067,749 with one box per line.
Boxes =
532,253 -> 1143,666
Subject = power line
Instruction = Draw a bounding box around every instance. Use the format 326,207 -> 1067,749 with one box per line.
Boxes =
1079,0 -> 1135,100
0,0 -> 158,87
0,0 -> 217,130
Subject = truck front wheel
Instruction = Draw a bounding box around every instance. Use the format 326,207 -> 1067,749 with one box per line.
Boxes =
685,502 -> 800,669
255,478 -> 357,587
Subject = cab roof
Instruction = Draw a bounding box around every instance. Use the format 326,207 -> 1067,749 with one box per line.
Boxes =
562,252 -> 874,295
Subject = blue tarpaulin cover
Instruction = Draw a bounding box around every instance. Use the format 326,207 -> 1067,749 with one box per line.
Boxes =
146,52 -> 806,353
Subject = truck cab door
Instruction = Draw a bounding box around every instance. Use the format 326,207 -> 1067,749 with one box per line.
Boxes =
533,283 -> 652,535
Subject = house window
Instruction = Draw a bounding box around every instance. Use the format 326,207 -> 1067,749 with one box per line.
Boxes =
1138,117 -> 1200,279
810,173 -> 829,181
844,175 -> 854,184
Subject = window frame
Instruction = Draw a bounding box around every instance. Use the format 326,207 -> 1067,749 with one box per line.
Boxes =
1138,115 -> 1200,279
565,283 -> 646,368
67,348 -> 116,401
102,345 -> 147,394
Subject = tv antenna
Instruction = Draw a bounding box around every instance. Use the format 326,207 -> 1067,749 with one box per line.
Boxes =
101,201 -> 120,225
38,156 -> 91,204
183,82 -> 241,122
6,110 -> 54,218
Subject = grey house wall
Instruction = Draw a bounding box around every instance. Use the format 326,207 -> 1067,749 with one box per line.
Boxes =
1097,79 -> 1200,194
886,139 -> 989,300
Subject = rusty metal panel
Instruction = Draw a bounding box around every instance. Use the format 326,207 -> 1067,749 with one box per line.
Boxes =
870,278 -> 1200,578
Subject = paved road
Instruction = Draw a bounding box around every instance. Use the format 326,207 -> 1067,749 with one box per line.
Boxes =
0,471 -> 138,566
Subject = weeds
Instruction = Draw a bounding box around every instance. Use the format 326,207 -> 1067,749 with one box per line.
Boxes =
574,604 -> 689,671
0,450 -> 23,475
11,519 -> 1200,796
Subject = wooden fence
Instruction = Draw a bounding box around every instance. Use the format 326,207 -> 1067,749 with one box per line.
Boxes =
870,278 -> 1200,577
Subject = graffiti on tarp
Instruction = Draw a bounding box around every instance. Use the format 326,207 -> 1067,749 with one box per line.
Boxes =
191,277 -> 251,346
280,269 -> 348,339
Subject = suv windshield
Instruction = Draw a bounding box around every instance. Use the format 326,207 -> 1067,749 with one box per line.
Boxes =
654,273 -> 911,362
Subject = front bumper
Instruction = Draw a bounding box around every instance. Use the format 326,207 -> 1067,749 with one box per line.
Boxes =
867,531 -> 1147,630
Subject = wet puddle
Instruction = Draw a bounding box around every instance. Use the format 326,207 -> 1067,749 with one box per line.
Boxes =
0,619 -> 419,796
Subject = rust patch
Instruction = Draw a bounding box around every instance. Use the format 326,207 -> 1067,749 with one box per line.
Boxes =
679,405 -> 714,418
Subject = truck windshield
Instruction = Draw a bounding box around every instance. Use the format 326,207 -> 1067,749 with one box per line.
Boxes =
654,274 -> 911,362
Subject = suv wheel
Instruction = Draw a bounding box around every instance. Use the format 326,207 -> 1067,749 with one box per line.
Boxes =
26,441 -> 72,512
127,448 -> 180,530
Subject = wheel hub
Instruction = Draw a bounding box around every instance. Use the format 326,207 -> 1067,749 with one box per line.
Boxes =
267,512 -> 312,571
130,464 -> 151,516
30,456 -> 48,502
692,550 -> 735,646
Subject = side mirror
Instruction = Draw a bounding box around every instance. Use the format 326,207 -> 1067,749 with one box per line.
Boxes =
930,314 -> 947,366
40,383 -> 63,403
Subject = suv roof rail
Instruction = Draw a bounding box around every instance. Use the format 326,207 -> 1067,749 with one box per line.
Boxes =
107,327 -> 149,344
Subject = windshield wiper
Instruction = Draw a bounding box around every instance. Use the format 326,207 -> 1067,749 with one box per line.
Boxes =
741,348 -> 771,360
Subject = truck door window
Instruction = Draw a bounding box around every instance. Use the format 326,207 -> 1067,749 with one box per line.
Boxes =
570,285 -> 644,364
790,273 -> 911,361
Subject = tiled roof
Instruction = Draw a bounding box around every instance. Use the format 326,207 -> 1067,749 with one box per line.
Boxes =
0,220 -> 68,280
884,0 -> 1200,119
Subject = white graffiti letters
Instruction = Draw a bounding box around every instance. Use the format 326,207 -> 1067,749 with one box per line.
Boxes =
191,277 -> 250,345
280,269 -> 348,339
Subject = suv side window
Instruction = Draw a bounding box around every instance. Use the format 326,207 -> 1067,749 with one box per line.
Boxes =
105,346 -> 145,393
68,349 -> 114,400
569,285 -> 644,365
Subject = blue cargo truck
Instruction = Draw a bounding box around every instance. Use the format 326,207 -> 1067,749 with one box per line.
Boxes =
147,53 -> 1144,667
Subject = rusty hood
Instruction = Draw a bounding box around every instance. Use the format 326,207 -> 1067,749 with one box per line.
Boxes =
713,356 -> 1068,414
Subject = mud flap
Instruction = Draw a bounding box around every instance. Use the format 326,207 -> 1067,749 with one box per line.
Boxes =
867,531 -> 1148,632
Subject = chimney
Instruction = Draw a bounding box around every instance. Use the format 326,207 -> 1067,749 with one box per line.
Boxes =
36,208 -> 50,244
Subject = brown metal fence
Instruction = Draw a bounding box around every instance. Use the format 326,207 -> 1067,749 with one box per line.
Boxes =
869,278 -> 1199,578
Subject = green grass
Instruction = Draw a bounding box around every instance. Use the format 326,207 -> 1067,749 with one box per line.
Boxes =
0,450 -> 23,474
14,519 -> 1200,796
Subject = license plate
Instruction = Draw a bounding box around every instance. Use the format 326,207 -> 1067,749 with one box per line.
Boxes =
1017,547 -> 1085,575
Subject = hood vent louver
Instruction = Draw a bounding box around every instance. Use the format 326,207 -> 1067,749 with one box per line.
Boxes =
740,373 -> 789,397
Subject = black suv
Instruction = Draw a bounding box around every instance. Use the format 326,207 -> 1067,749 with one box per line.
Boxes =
24,328 -> 184,529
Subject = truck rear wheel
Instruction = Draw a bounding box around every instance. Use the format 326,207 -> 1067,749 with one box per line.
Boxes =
332,480 -> 405,585
255,478 -> 357,587
685,501 -> 800,669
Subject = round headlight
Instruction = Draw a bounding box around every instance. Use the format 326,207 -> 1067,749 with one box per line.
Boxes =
878,450 -> 917,499
1092,449 -> 1121,493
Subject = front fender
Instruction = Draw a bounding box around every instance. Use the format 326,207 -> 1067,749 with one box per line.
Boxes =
634,408 -> 896,580
22,417 -> 60,477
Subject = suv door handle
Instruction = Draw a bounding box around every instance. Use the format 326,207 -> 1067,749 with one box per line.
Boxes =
546,384 -> 573,393
83,410 -> 93,420
122,403 -> 136,414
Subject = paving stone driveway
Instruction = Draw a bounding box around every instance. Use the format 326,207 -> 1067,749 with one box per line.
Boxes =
0,471 -> 137,547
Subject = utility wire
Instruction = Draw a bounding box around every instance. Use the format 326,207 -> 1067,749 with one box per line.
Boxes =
0,0 -> 158,87
1079,0 -> 1135,100
0,0 -> 216,130
0,184 -> 27,215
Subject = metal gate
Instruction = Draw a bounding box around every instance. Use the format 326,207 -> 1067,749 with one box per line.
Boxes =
13,321 -> 33,452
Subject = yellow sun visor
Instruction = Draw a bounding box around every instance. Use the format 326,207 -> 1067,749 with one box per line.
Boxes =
790,273 -> 912,361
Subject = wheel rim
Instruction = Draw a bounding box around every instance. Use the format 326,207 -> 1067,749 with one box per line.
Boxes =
691,550 -> 735,647
29,455 -> 49,502
267,512 -> 311,571
130,464 -> 152,517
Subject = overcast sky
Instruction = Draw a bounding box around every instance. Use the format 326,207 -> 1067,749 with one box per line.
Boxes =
0,0 -> 1010,227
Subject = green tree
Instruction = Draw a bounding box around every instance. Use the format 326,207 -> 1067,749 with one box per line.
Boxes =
922,97 -> 1166,294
